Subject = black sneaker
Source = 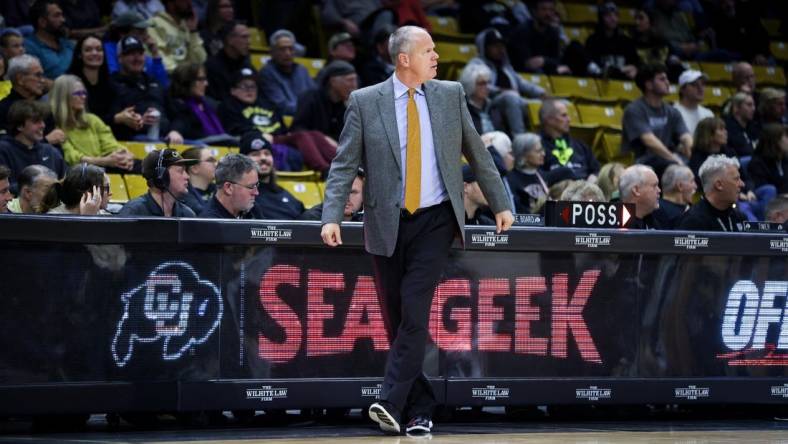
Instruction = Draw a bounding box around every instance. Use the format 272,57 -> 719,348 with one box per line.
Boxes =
405,415 -> 433,435
368,402 -> 400,434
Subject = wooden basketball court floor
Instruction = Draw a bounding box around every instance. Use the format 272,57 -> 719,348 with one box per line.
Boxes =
1,408 -> 787,443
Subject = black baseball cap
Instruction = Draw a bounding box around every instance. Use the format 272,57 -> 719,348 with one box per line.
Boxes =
239,130 -> 272,155
118,35 -> 145,55
231,67 -> 257,87
142,149 -> 199,180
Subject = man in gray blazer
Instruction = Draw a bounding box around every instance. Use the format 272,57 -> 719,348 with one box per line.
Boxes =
321,25 -> 513,435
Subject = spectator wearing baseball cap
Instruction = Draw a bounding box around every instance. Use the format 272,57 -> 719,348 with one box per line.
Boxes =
118,148 -> 199,217
289,61 -> 357,173
104,10 -> 169,88
110,35 -> 183,143
327,32 -> 356,64
241,130 -> 305,220
674,69 -> 713,135
204,20 -> 255,100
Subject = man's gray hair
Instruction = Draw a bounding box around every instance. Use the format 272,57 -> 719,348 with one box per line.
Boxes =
269,29 -> 296,47
512,132 -> 541,168
661,164 -> 694,193
730,91 -> 752,110
18,164 -> 57,189
459,62 -> 492,97
560,180 -> 606,202
388,25 -> 426,65
619,164 -> 654,201
538,97 -> 567,123
215,153 -> 258,186
698,154 -> 740,193
5,54 -> 40,82
765,195 -> 788,221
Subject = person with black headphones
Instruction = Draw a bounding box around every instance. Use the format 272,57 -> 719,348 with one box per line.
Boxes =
118,148 -> 199,217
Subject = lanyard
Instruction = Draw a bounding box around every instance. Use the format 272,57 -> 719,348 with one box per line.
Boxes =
716,216 -> 733,232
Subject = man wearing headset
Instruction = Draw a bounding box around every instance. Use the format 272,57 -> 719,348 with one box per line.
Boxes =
118,148 -> 199,217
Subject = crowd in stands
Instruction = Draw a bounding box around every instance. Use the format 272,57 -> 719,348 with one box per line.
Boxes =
0,0 -> 785,233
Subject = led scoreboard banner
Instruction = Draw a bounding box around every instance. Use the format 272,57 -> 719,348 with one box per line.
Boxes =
545,201 -> 636,228
0,216 -> 785,415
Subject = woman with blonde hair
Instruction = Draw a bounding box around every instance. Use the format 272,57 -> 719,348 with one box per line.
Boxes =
596,162 -> 625,201
49,74 -> 138,173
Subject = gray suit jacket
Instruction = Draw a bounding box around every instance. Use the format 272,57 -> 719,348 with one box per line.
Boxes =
321,75 -> 511,257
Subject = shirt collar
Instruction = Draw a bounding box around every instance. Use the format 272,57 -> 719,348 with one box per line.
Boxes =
393,73 -> 424,99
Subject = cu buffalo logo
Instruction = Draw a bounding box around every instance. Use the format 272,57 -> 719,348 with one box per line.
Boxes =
111,262 -> 223,367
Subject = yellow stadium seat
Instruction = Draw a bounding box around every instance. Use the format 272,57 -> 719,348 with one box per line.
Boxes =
276,171 -> 323,209
106,173 -> 129,203
699,62 -> 733,84
249,27 -> 269,52
124,174 -> 149,200
562,3 -> 598,25
704,86 -> 731,108
576,104 -> 623,129
294,57 -> 326,78
762,19 -> 781,38
771,41 -> 788,62
526,101 -> 542,130
206,146 -> 238,160
427,15 -> 459,34
597,79 -> 640,102
593,131 -> 634,165
434,42 -> 477,64
665,84 -> 679,104
549,75 -> 603,101
251,54 -> 271,71
618,7 -> 637,26
124,141 -> 162,160
753,65 -> 786,87
519,73 -> 552,95
562,26 -> 592,44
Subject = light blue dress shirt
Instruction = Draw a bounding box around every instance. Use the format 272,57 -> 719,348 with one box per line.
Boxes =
392,74 -> 448,209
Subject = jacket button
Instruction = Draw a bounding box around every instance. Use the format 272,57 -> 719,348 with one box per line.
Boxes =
395,202 -> 400,208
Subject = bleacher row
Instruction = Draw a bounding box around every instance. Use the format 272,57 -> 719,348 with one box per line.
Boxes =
106,143 -> 326,209
109,3 -> 786,212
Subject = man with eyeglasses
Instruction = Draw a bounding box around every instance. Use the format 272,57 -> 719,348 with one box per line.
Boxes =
198,153 -> 262,219
241,130 -> 304,220
0,54 -> 65,147
205,20 -> 254,100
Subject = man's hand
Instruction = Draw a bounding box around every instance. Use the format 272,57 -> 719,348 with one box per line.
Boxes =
321,223 -> 343,247
495,210 -> 514,234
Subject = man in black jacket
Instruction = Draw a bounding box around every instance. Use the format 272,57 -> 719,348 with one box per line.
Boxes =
241,130 -> 304,220
204,21 -> 254,100
118,148 -> 198,217
110,36 -> 183,143
292,60 -> 357,142
199,153 -> 262,219
0,100 -> 65,194
678,154 -> 746,232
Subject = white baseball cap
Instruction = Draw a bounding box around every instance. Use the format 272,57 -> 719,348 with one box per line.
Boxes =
678,70 -> 708,87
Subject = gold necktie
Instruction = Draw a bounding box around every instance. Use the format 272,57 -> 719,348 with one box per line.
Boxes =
404,88 -> 421,214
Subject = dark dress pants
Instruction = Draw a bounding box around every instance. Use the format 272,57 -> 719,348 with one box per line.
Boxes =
372,201 -> 456,421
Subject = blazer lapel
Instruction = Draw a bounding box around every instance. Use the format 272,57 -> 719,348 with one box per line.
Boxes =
424,81 -> 447,167
377,77 -> 402,172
